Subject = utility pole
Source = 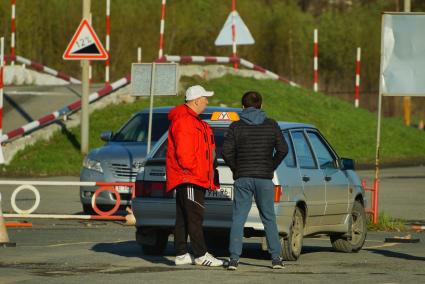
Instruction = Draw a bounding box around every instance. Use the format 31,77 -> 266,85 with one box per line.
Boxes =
81,0 -> 90,154
403,0 -> 411,126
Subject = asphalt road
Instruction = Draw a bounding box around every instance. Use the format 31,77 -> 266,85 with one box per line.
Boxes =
1,220 -> 424,284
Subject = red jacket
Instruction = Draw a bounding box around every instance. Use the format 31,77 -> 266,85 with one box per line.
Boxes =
166,104 -> 219,192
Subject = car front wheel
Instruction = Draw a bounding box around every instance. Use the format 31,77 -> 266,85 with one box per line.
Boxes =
281,207 -> 304,261
330,200 -> 367,253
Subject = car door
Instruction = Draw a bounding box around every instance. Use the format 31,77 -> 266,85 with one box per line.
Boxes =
291,130 -> 326,226
306,131 -> 349,225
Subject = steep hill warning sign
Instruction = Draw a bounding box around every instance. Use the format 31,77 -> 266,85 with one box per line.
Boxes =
63,19 -> 108,60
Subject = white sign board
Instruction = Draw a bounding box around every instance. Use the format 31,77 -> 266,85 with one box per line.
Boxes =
380,13 -> 425,96
131,63 -> 179,96
215,11 -> 255,46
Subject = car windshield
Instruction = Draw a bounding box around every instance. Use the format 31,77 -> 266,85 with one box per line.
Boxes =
112,113 -> 170,143
153,127 -> 228,160
112,112 -> 214,143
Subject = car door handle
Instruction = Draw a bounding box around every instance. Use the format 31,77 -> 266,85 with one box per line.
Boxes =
325,176 -> 332,182
302,175 -> 310,182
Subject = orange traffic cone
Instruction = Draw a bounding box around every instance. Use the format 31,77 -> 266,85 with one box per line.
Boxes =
0,193 -> 16,247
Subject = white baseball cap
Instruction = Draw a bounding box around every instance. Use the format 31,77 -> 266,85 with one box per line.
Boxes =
185,85 -> 214,101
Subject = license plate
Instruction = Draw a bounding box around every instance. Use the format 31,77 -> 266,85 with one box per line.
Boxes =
206,185 -> 233,200
115,186 -> 132,194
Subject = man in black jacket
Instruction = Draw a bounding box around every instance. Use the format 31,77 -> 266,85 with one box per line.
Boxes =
222,91 -> 288,270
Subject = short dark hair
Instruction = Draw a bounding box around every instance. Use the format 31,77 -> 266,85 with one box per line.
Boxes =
242,91 -> 262,109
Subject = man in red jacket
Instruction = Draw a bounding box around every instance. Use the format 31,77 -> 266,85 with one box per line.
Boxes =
166,85 -> 223,267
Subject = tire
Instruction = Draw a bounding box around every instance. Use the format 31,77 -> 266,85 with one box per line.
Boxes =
136,227 -> 169,255
281,207 -> 304,261
330,200 -> 367,253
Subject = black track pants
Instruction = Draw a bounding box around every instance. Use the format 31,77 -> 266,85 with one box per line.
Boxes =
174,183 -> 207,258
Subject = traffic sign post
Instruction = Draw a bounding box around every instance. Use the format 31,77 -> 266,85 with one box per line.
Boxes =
63,0 -> 108,155
131,63 -> 179,153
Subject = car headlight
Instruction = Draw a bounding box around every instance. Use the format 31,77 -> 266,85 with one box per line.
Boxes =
83,157 -> 103,173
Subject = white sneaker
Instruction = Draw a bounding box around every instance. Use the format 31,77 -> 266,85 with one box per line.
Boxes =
194,252 -> 224,267
175,253 -> 195,265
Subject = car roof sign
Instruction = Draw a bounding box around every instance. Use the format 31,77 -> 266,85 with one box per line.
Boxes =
211,112 -> 240,121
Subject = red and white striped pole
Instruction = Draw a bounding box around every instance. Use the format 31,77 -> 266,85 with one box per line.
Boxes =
231,0 -> 238,69
354,47 -> 361,108
137,47 -> 142,63
313,28 -> 318,92
158,0 -> 166,59
11,0 -> 16,65
105,0 -> 111,85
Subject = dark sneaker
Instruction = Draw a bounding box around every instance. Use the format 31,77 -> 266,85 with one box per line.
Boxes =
272,257 -> 284,269
227,259 -> 239,270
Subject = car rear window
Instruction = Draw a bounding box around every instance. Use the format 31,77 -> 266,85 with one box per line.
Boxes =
153,127 -> 228,159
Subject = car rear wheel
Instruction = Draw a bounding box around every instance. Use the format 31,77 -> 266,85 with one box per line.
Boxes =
330,200 -> 367,253
136,227 -> 169,255
281,207 -> 304,261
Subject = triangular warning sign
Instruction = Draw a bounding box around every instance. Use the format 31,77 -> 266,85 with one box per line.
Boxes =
63,19 -> 108,60
215,11 -> 255,46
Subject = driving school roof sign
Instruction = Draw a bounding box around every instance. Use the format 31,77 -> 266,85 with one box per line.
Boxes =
63,19 -> 108,60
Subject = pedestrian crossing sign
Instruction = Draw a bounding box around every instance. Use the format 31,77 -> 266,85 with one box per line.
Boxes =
63,18 -> 108,60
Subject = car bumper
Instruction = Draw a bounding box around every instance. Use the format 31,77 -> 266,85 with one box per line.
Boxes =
80,168 -> 133,206
132,197 -> 296,235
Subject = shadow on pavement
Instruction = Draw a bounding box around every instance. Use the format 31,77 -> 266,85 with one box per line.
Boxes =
365,248 -> 425,261
300,245 -> 334,255
91,240 -> 175,266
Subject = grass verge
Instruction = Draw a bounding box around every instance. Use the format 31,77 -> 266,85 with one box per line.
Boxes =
1,74 -> 424,176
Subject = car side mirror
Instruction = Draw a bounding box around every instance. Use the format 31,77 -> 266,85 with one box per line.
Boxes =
339,158 -> 355,171
100,131 -> 113,142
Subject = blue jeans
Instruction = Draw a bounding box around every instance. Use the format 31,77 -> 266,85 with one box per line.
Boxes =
229,177 -> 281,260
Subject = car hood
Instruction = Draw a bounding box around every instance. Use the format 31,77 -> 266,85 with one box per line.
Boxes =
88,142 -> 148,164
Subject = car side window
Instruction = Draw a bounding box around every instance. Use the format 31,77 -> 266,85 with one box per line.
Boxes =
283,132 -> 296,167
291,131 -> 317,169
307,131 -> 337,169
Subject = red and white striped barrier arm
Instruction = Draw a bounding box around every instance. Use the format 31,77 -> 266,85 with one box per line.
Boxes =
239,58 -> 300,87
4,55 -> 81,84
163,55 -> 239,64
162,55 -> 300,87
105,0 -> 111,84
0,74 -> 130,143
0,38 -> 4,138
231,0 -> 238,69
11,0 -> 16,62
354,47 -> 361,108
158,0 -> 166,59
313,29 -> 318,92
411,225 -> 425,231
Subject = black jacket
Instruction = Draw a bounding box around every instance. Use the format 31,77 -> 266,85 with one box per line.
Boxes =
222,108 -> 288,180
